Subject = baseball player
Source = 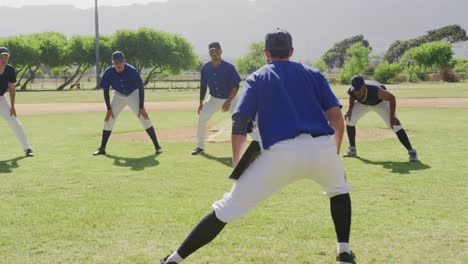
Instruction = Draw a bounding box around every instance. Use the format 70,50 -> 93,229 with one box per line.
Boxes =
343,75 -> 419,162
0,47 -> 34,157
160,29 -> 356,264
93,51 -> 162,156
191,42 -> 242,155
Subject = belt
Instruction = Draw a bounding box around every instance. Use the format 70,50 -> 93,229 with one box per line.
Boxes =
309,133 -> 328,138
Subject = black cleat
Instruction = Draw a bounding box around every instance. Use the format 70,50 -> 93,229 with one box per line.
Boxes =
336,251 -> 356,264
191,147 -> 204,155
156,146 -> 163,155
160,255 -> 177,264
25,148 -> 34,157
93,148 -> 106,156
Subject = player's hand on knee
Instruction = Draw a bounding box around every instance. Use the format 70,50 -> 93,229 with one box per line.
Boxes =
10,107 -> 17,117
390,116 -> 400,128
344,110 -> 352,121
222,101 -> 231,112
105,110 -> 114,122
197,103 -> 203,115
138,108 -> 149,120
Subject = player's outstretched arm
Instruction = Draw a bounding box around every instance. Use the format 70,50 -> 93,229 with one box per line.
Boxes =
378,89 -> 397,127
325,106 -> 344,154
8,82 -> 17,117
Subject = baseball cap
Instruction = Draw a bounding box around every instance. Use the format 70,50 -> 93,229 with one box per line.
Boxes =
350,75 -> 365,91
265,28 -> 293,50
0,47 -> 10,56
111,51 -> 125,62
208,42 -> 221,50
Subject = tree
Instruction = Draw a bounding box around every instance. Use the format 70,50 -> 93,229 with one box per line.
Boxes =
236,41 -> 265,74
373,61 -> 402,83
0,36 -> 40,87
57,35 -> 95,90
322,35 -> 371,70
399,41 -> 455,81
337,43 -> 371,84
312,57 -> 327,72
385,24 -> 467,62
113,28 -> 199,85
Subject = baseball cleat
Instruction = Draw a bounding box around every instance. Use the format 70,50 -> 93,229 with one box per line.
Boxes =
25,149 -> 34,157
93,148 -> 106,156
156,146 -> 163,155
160,255 -> 177,264
408,149 -> 419,162
191,147 -> 204,155
336,251 -> 356,264
343,146 -> 357,157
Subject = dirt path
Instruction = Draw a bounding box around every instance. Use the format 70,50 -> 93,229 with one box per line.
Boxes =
14,98 -> 468,115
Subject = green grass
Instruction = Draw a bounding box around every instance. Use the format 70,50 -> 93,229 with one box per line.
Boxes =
0,104 -> 467,263
13,82 -> 468,104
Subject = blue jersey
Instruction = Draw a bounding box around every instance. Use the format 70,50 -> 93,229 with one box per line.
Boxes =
200,60 -> 241,99
235,61 -> 341,149
100,64 -> 144,96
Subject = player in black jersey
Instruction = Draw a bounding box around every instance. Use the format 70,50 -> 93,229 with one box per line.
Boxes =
343,75 -> 419,162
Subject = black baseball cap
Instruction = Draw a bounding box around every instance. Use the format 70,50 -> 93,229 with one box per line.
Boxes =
350,75 -> 365,91
208,42 -> 221,50
0,47 -> 10,56
265,28 -> 293,50
112,51 -> 125,62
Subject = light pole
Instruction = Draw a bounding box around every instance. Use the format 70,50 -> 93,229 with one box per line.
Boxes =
95,0 -> 100,88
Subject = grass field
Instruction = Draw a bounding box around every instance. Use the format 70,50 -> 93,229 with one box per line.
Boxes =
13,82 -> 468,104
0,84 -> 467,263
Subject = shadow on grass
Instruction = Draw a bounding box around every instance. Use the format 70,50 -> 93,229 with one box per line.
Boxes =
0,156 -> 26,174
105,154 -> 159,171
355,156 -> 431,174
200,152 -> 232,168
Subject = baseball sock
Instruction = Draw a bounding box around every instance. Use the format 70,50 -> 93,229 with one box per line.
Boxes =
100,130 -> 112,149
145,127 -> 161,149
396,129 -> 413,151
165,251 -> 183,263
330,193 -> 351,247
346,125 -> 356,147
176,211 -> 226,259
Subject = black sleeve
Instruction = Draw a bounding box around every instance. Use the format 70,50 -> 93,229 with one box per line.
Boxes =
9,66 -> 17,83
103,88 -> 111,110
232,112 -> 253,135
200,84 -> 207,101
139,86 -> 144,109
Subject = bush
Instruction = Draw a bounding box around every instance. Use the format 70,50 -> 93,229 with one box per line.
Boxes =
373,61 -> 402,83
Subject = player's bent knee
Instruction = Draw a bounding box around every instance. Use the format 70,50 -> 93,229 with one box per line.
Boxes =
392,125 -> 403,133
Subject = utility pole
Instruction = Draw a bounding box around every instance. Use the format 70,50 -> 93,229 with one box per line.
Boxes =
95,0 -> 100,88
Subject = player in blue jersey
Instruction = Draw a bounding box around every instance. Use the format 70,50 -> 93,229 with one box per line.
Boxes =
93,51 -> 162,156
343,75 -> 419,162
160,29 -> 356,264
191,42 -> 242,155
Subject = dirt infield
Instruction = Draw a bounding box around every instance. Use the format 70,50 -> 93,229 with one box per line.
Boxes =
14,98 -> 468,115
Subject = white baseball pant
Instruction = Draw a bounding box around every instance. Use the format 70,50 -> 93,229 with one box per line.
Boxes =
0,95 -> 31,151
346,101 -> 403,132
103,89 -> 153,131
212,134 -> 351,223
196,95 -> 238,149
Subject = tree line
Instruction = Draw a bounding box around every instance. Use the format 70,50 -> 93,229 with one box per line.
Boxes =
236,25 -> 468,84
0,28 -> 200,90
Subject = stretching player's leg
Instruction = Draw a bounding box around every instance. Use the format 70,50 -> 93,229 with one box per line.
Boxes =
376,102 -> 419,161
163,211 -> 226,263
330,194 -> 352,253
346,125 -> 356,148
193,96 -> 223,154
145,126 -> 162,153
393,124 -> 419,162
344,103 -> 367,157
0,97 -> 32,155
94,93 -> 127,155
